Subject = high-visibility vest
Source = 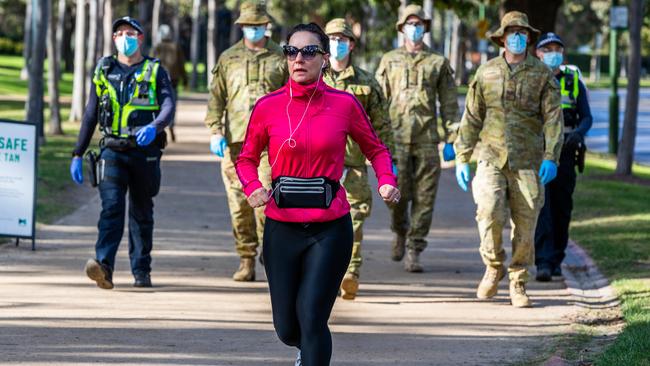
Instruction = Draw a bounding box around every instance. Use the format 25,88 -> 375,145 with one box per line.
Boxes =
560,70 -> 579,127
93,56 -> 160,138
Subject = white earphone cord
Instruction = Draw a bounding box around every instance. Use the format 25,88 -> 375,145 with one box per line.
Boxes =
266,62 -> 325,199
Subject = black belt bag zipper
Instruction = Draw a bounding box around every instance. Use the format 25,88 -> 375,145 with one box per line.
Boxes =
272,176 -> 340,209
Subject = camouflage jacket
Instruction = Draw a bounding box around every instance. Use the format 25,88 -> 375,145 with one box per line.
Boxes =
205,39 -> 288,143
375,46 -> 459,145
454,54 -> 564,170
324,65 -> 395,167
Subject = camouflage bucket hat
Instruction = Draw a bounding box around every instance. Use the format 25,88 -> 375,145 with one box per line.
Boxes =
487,11 -> 540,47
395,4 -> 431,32
325,18 -> 356,42
235,1 -> 270,25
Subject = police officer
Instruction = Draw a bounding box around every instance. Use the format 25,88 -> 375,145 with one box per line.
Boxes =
454,12 -> 563,307
376,4 -> 459,272
69,17 -> 175,289
534,33 -> 592,282
204,1 -> 288,281
323,18 -> 395,300
153,24 -> 188,142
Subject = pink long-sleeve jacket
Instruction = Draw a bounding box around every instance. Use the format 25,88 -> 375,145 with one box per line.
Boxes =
235,77 -> 397,223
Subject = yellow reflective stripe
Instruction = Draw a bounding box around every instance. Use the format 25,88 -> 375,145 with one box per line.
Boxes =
93,68 -> 121,135
572,71 -> 579,99
150,62 -> 160,105
119,60 -> 160,135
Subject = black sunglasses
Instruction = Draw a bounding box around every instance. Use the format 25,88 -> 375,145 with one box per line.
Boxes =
282,45 -> 326,61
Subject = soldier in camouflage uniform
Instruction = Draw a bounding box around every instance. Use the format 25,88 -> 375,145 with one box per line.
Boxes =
204,1 -> 288,281
376,5 -> 459,273
454,11 -> 563,307
323,18 -> 395,300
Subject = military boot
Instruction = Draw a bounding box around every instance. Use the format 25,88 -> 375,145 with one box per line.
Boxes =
232,258 -> 255,282
476,265 -> 505,299
340,272 -> 359,300
391,234 -> 406,261
404,249 -> 423,272
509,280 -> 532,308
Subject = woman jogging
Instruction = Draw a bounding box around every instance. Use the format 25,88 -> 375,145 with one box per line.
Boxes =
236,23 -> 399,366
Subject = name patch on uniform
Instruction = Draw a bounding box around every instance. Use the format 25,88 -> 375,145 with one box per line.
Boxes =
483,71 -> 501,80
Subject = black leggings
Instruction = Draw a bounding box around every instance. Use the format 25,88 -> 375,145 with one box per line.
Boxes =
263,214 -> 353,366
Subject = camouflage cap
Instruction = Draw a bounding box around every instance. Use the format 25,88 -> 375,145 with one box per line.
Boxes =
235,1 -> 271,25
324,18 -> 356,42
395,4 -> 431,32
487,11 -> 540,47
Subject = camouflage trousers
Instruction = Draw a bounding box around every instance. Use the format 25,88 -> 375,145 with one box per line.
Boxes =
341,165 -> 372,277
472,160 -> 545,282
221,142 -> 271,259
390,143 -> 441,252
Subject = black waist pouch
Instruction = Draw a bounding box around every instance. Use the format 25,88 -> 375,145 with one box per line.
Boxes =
272,176 -> 340,209
84,150 -> 99,187
100,136 -> 137,151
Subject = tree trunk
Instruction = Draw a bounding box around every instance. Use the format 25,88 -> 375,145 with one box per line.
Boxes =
95,0 -> 104,59
397,0 -> 408,47
437,7 -> 445,54
55,0 -> 66,81
26,0 -> 49,144
615,0 -> 645,175
48,0 -> 63,135
69,0 -> 87,122
229,0 -> 242,46
138,0 -> 152,52
589,33 -> 602,83
63,2 -> 75,72
448,11 -> 461,82
152,0 -> 162,45
172,8 -> 180,43
21,0 -> 33,80
422,0 -> 433,47
501,0 -> 563,33
207,0 -> 217,85
102,0 -> 113,55
85,0 -> 98,102
190,0 -> 201,90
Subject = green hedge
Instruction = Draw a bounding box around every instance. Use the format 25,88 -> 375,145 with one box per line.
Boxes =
0,38 -> 23,56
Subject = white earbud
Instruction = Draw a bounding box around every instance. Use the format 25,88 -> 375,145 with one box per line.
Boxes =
322,60 -> 327,69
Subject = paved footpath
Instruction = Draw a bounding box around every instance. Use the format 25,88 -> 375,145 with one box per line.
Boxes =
0,98 -> 577,365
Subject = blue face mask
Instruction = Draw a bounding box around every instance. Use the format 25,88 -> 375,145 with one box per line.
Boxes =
505,32 -> 528,55
542,51 -> 563,69
115,35 -> 139,57
329,39 -> 350,61
403,24 -> 425,42
242,26 -> 266,43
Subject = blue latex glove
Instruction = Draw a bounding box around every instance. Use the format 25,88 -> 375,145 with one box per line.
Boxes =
392,163 -> 398,177
539,160 -> 558,185
442,143 -> 456,161
210,134 -> 227,158
70,157 -> 83,185
135,125 -> 157,146
455,162 -> 471,192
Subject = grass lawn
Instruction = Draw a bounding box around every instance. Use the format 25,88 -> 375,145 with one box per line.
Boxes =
0,54 -> 74,96
570,154 -> 650,365
0,97 -> 92,225
585,78 -> 650,90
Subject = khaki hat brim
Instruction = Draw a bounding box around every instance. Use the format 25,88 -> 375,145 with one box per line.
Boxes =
234,15 -> 270,25
395,19 -> 431,33
488,25 -> 540,47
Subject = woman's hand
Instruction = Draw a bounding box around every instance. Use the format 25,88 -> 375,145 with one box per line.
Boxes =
247,187 -> 270,208
379,184 -> 401,204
